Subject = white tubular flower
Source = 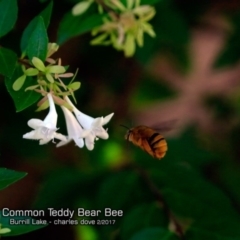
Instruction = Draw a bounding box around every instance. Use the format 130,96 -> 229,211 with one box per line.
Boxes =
65,96 -> 114,150
57,106 -> 86,148
23,93 -> 67,145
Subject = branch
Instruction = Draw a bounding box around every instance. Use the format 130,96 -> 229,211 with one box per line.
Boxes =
136,167 -> 185,239
18,58 -> 32,68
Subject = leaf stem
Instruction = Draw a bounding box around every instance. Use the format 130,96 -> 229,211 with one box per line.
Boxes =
94,0 -> 119,21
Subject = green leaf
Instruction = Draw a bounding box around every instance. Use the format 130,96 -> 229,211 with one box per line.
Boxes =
149,164 -> 240,239
97,171 -> 147,210
33,168 -> 104,209
27,16 -> 48,61
0,0 -> 17,38
0,47 -> 17,77
214,41 -> 240,68
121,203 -> 168,240
131,74 -> 175,108
0,168 -> 27,190
0,212 -> 47,236
57,12 -> 104,45
129,228 -> 180,240
214,13 -> 240,67
68,81 -> 81,90
186,219 -> 240,240
38,0 -> 53,28
155,0 -> 189,45
5,65 -> 41,112
20,1 -> 53,52
217,163 -> 240,216
135,0 -> 190,67
12,74 -> 26,91
164,128 -> 215,167
151,164 -> 237,216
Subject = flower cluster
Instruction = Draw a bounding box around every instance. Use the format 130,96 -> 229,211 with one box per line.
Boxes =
12,43 -> 114,150
72,0 -> 156,57
12,43 -> 80,105
23,93 -> 114,150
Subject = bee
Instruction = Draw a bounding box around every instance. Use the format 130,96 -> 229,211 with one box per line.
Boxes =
122,125 -> 168,159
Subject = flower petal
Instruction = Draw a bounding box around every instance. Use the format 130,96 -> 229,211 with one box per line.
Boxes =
72,1 -> 93,16
43,94 -> 57,126
56,138 -> 72,147
124,33 -> 135,57
39,138 -> 51,145
28,119 -> 44,129
0,227 -> 11,234
23,93 -> 63,145
25,68 -> 39,76
60,106 -> 85,148
23,129 -> 41,140
54,133 -> 68,142
95,129 -> 109,139
92,117 -> 103,127
64,96 -> 113,145
65,96 -> 94,129
85,133 -> 95,150
32,57 -> 46,71
12,74 -> 26,91
47,65 -> 66,74
103,113 -> 114,125
46,73 -> 54,83
73,136 -> 84,148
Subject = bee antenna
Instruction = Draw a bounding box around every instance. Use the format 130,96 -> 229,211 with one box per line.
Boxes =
120,124 -> 130,130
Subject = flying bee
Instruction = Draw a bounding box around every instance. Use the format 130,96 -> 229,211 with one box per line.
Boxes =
122,125 -> 168,159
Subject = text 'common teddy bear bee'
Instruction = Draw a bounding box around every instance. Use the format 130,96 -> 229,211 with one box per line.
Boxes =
122,125 -> 168,159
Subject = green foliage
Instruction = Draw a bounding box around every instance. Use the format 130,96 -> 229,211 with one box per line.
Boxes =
0,0 -> 17,38
131,74 -> 175,108
0,212 -> 47,236
135,0 -> 190,67
214,12 -> 240,67
120,203 -> 168,240
0,47 -> 17,77
150,164 -> 240,239
97,171 -> 146,210
0,168 -> 48,236
20,1 -> 53,52
5,65 -> 41,112
26,16 -> 49,61
3,1 -> 53,112
155,0 -> 189,45
165,128 -> 215,167
129,227 -> 180,240
1,0 -> 240,239
57,12 -> 104,45
0,168 -> 26,190
33,168 -> 105,209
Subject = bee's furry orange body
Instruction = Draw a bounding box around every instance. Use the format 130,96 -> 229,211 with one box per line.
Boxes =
125,125 -> 167,159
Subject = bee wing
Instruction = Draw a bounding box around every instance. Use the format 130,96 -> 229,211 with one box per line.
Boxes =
151,119 -> 177,133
